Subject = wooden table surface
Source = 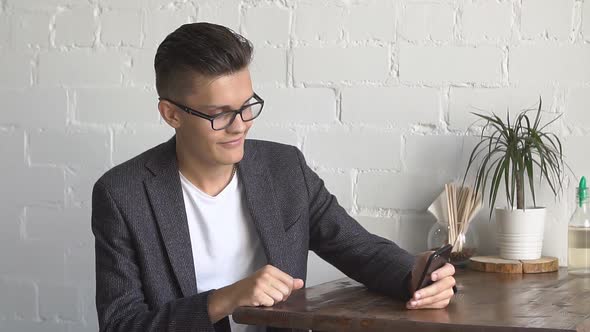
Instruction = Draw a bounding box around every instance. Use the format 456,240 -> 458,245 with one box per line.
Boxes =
233,268 -> 590,331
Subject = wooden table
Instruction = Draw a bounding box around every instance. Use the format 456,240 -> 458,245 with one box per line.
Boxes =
233,268 -> 590,331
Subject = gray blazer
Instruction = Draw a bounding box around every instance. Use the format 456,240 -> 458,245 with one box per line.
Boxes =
92,136 -> 415,332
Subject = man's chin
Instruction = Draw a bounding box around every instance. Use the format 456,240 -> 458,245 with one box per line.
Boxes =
215,148 -> 244,165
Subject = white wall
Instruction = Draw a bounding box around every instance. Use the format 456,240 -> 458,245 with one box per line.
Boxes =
1,0 -> 590,330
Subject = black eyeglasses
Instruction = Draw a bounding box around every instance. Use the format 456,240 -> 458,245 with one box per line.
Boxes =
159,93 -> 264,131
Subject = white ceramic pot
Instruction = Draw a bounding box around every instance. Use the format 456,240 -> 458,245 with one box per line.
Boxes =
496,207 -> 546,260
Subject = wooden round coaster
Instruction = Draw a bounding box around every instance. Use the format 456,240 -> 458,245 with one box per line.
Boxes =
469,256 -> 558,274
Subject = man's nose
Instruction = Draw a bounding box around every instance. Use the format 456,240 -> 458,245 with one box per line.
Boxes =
226,112 -> 247,133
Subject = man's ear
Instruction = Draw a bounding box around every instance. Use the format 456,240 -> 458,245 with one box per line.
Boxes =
158,100 -> 181,129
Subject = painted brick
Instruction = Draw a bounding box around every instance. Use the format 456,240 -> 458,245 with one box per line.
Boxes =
250,48 -> 288,85
295,47 -> 389,83
11,11 -> 51,49
54,5 -> 97,47
0,88 -> 67,129
38,50 -> 127,87
76,88 -> 159,125
462,0 -> 512,42
346,3 -> 396,41
405,135 -> 465,176
356,216 -> 400,242
25,207 -> 89,245
449,86 -> 555,129
38,282 -> 81,321
341,87 -> 440,126
65,166 -> 106,205
196,0 -> 240,32
584,0 -> 590,41
6,0 -> 67,9
243,5 -> 290,45
400,2 -> 454,42
2,163 -> 65,205
0,278 -> 37,320
255,87 -> 336,124
510,45 -> 590,84
305,130 -> 401,169
100,0 -> 142,9
29,130 -> 110,168
0,51 -> 31,89
357,172 -> 453,210
521,0 -> 574,40
100,9 -> 142,47
112,126 -> 174,165
143,7 -> 195,49
400,45 -> 503,84
317,171 -> 353,211
127,49 -> 155,88
295,3 -> 345,42
398,213 -> 436,253
565,87 -> 590,128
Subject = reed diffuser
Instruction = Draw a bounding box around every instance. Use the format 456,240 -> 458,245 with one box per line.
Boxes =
428,183 -> 482,266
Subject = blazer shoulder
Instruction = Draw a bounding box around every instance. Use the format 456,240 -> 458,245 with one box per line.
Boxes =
245,139 -> 301,160
244,139 -> 309,185
95,139 -> 169,190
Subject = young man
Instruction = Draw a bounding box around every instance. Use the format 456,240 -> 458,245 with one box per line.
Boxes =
92,23 -> 456,332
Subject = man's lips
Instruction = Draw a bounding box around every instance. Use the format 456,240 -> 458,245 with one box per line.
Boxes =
219,137 -> 243,145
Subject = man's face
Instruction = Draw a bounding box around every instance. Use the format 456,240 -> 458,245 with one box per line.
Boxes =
171,67 -> 255,167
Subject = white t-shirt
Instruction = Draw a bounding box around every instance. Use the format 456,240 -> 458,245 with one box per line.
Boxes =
180,170 -> 267,332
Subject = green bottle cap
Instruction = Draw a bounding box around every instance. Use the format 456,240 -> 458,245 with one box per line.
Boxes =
579,176 -> 588,207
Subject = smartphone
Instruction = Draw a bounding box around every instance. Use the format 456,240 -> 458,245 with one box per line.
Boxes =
416,244 -> 452,290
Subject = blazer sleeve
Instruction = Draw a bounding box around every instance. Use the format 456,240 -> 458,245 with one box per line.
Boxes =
294,147 -> 416,300
91,179 -> 226,332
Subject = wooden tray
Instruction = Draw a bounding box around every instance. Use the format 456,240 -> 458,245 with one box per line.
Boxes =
469,256 -> 558,273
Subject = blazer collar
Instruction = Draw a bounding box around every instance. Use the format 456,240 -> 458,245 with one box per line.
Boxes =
143,136 -> 288,297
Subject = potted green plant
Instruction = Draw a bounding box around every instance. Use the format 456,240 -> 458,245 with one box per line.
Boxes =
463,98 -> 568,260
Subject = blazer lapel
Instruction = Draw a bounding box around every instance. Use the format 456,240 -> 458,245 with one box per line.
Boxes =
144,137 -> 197,297
238,141 -> 289,272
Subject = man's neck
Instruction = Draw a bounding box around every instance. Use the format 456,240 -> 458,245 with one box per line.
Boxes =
176,145 -> 235,197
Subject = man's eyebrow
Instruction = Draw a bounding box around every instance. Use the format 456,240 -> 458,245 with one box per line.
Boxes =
197,93 -> 255,109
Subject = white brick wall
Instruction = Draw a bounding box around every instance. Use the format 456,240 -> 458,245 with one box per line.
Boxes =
510,45 -> 590,83
294,47 -> 390,83
521,0 -> 574,41
1,0 -> 589,330
399,45 -> 504,84
400,2 -> 454,42
243,5 -> 290,46
54,5 -> 97,47
462,1 -> 512,42
341,87 -> 440,126
100,9 -> 142,47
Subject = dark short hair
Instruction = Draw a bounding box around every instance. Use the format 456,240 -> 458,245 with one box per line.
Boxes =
154,22 -> 254,99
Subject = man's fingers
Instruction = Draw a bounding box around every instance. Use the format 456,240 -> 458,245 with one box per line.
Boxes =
263,265 -> 305,295
431,263 -> 455,282
407,287 -> 454,309
270,280 -> 291,298
293,278 -> 304,289
257,293 -> 276,307
264,265 -> 296,291
414,298 -> 451,310
412,276 -> 455,300
256,265 -> 305,305
262,284 -> 285,303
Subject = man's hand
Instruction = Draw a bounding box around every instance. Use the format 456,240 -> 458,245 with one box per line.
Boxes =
208,265 -> 304,323
407,251 -> 456,310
